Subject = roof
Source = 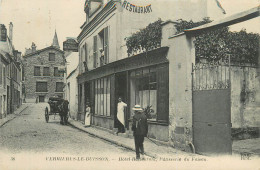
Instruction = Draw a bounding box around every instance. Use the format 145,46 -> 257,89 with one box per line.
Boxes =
23,46 -> 64,58
0,37 -> 14,56
52,30 -> 60,49
184,6 -> 260,35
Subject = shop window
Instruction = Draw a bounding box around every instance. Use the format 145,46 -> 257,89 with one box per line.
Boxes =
36,82 -> 47,92
130,65 -> 169,122
94,76 -> 111,116
34,66 -> 41,76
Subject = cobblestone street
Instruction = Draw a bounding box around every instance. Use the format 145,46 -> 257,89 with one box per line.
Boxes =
0,103 -> 134,158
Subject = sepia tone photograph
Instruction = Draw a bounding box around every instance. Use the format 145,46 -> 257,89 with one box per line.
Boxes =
0,0 -> 259,169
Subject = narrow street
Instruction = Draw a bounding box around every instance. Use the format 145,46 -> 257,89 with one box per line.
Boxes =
0,103 -> 134,158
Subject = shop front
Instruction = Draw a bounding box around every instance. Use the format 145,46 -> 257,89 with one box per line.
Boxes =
77,47 -> 169,141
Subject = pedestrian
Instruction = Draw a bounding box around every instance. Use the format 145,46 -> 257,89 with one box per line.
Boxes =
131,105 -> 148,159
35,97 -> 38,104
85,102 -> 91,127
117,97 -> 127,134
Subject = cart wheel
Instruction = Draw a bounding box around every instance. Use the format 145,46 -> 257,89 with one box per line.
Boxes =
45,107 -> 49,123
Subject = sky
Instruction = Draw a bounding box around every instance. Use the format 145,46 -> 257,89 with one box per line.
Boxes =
0,0 -> 259,54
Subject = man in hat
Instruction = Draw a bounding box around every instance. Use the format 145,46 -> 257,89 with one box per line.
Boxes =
131,105 -> 148,159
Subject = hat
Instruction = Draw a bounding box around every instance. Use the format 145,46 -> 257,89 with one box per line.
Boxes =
132,105 -> 143,111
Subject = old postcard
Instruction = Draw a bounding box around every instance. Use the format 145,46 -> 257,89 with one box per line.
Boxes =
0,0 -> 259,169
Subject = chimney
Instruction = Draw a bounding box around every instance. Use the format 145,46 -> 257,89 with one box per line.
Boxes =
0,24 -> 7,42
31,42 -> 37,52
9,22 -> 13,44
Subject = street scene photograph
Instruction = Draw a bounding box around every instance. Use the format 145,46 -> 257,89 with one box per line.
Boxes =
0,0 -> 259,169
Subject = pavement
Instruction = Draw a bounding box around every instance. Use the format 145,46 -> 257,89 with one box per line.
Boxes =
0,103 -> 30,127
68,118 -> 195,159
68,118 -> 260,158
232,138 -> 260,156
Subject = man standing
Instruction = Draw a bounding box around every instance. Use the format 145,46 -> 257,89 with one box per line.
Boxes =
117,97 -> 127,134
131,105 -> 148,159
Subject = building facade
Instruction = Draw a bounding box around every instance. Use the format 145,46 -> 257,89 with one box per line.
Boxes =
63,38 -> 79,120
0,22 -> 22,118
77,0 -> 224,142
22,32 -> 65,103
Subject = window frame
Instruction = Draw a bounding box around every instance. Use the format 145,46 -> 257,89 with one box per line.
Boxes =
54,67 -> 59,77
36,81 -> 48,92
55,82 -> 64,92
43,67 -> 50,76
49,53 -> 55,62
34,66 -> 41,76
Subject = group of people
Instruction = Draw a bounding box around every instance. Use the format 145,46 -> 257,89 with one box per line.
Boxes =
84,97 -> 148,159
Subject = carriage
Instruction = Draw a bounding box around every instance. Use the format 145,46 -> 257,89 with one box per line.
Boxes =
45,96 -> 69,125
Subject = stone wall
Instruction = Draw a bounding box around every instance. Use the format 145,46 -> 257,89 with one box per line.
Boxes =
23,47 -> 65,103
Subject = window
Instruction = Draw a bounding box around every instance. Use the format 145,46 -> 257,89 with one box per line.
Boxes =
54,67 -> 59,77
56,82 -> 64,92
49,53 -> 55,61
36,82 -> 47,92
43,67 -> 50,76
94,76 -> 110,116
0,63 -> 2,85
130,65 -> 169,122
3,66 -> 6,88
93,26 -> 109,68
98,27 -> 109,66
34,66 -> 41,76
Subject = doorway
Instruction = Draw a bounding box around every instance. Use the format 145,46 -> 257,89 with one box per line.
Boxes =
114,72 -> 127,129
39,96 -> 45,103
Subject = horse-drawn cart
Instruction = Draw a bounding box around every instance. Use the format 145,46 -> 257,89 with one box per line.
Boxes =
45,96 -> 69,125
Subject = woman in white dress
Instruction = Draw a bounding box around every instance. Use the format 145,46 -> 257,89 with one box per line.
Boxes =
84,103 -> 91,127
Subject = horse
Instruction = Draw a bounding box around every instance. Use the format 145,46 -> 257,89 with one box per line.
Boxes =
57,100 -> 69,125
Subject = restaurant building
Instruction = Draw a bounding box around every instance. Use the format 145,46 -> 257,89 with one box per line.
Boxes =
77,0 -> 224,142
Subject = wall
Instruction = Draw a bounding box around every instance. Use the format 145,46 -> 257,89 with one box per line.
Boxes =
119,0 -> 225,60
93,116 -> 114,130
79,10 -> 117,73
80,0 -> 224,72
231,66 -> 260,128
23,48 -> 64,103
65,51 -> 79,120
161,22 -> 195,150
67,69 -> 79,120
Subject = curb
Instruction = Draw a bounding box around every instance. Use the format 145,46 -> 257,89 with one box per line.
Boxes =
0,105 -> 29,128
68,120 -> 158,159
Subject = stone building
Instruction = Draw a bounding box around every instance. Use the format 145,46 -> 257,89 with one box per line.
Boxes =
22,31 -> 65,103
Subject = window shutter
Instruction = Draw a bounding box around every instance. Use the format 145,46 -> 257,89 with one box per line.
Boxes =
93,35 -> 98,68
0,63 -> 2,85
85,43 -> 88,62
156,65 -> 169,122
104,26 -> 109,64
85,43 -> 88,71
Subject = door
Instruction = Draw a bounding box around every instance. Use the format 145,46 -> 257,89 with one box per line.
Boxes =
192,62 -> 232,155
114,72 -> 127,128
39,96 -> 45,102
193,89 -> 232,155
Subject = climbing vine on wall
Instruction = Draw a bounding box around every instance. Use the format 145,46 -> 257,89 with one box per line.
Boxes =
126,18 -> 259,65
125,19 -> 162,56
